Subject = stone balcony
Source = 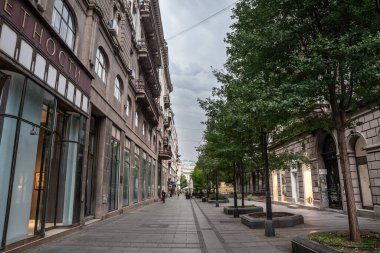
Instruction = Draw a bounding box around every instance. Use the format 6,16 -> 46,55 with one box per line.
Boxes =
158,147 -> 172,160
163,95 -> 170,108
163,116 -> 171,128
134,79 -> 160,125
137,40 -> 161,97
163,136 -> 169,147
139,0 -> 161,67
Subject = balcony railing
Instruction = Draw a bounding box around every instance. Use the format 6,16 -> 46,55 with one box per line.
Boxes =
135,79 -> 160,125
158,147 -> 172,160
139,0 -> 161,65
137,40 -> 161,97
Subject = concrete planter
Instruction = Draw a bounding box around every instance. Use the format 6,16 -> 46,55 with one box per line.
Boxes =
223,206 -> 263,215
241,212 -> 304,229
291,237 -> 339,253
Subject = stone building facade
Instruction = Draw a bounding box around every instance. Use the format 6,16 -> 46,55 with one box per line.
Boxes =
0,0 -> 178,250
269,108 -> 380,219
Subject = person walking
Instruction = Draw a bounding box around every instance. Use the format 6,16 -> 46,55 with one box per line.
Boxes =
161,190 -> 166,203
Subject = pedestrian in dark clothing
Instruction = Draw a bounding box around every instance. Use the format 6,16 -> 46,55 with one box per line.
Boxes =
161,190 -> 166,203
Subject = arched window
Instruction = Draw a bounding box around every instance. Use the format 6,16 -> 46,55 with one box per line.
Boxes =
114,76 -> 122,101
95,48 -> 107,83
52,0 -> 76,49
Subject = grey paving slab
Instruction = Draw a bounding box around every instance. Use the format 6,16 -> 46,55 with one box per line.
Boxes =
22,196 -> 380,253
26,197 -> 203,253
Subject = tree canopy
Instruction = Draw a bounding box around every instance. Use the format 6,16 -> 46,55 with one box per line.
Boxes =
180,175 -> 187,189
197,0 -> 380,241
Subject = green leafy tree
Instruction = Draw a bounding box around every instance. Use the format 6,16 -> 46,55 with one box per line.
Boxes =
179,175 -> 187,189
223,0 -> 380,241
191,167 -> 206,191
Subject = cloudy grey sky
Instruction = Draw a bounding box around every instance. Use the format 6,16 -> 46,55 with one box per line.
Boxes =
159,0 -> 236,162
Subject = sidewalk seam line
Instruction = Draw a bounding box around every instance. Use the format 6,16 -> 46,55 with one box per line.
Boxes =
190,199 -> 207,253
193,200 -> 233,253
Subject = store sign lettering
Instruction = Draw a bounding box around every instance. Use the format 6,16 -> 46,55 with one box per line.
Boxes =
0,0 -> 91,95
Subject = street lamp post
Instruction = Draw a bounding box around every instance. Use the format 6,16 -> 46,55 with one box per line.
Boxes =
377,0 -> 380,14
261,132 -> 275,237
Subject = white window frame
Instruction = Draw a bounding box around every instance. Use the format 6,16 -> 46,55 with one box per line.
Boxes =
95,48 -> 107,83
52,0 -> 76,49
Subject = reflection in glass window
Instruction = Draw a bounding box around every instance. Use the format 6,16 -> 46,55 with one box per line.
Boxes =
95,48 -> 107,83
123,147 -> 130,206
52,0 -> 75,49
133,153 -> 139,203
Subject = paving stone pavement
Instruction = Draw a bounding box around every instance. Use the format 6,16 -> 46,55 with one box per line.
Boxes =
25,196 -> 380,253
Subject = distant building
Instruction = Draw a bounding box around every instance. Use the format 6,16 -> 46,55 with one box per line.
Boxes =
219,182 -> 234,195
178,160 -> 196,190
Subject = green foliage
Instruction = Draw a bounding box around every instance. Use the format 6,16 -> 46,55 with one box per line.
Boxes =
246,194 -> 255,201
208,193 -> 228,200
225,0 -> 380,241
198,1 -> 380,241
191,167 -> 206,191
308,231 -> 380,251
179,175 -> 187,189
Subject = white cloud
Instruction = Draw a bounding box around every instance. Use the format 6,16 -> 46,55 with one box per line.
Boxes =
159,0 -> 235,161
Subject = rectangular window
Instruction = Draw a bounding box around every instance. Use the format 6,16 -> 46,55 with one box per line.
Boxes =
0,24 -> 17,58
133,150 -> 139,203
34,54 -> 46,80
123,143 -> 130,206
126,97 -> 131,116
19,40 -> 33,70
47,65 -> 57,88
135,111 -> 138,127
142,152 -> 147,200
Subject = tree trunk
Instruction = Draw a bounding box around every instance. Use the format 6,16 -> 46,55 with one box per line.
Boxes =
215,170 -> 219,207
335,111 -> 361,242
233,162 -> 239,217
252,172 -> 256,192
241,160 -> 245,208
233,163 -> 238,208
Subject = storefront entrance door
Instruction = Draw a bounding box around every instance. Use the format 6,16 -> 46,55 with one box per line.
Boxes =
322,135 -> 342,210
